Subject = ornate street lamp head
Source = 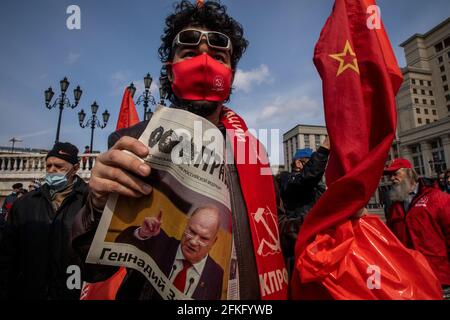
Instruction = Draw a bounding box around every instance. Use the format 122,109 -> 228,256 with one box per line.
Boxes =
78,109 -> 86,124
60,77 -> 70,93
45,87 -> 54,106
102,109 -> 110,125
128,83 -> 136,98
144,73 -> 153,91
159,75 -> 168,103
91,101 -> 99,115
74,85 -> 83,103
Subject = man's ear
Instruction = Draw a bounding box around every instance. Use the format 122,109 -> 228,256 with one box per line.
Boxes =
73,163 -> 80,173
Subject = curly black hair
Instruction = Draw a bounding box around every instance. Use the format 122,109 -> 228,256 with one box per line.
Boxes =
158,0 -> 249,102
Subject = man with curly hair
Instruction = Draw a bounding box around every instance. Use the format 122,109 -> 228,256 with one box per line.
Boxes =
72,0 -> 287,300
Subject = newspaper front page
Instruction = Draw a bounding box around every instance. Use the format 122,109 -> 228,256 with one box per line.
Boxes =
86,106 -> 235,300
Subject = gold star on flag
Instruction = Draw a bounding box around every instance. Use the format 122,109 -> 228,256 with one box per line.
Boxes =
329,40 -> 360,76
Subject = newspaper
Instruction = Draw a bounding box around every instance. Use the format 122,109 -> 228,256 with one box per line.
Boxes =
86,105 -> 234,300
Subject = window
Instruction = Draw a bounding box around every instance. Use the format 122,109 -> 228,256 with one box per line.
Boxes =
435,42 -> 443,52
448,105 -> 450,112
418,118 -> 422,124
412,155 -> 424,176
413,88 -> 417,94
448,52 -> 450,59
315,135 -> 321,149
416,108 -> 420,114
426,119 -> 430,124
445,37 -> 450,48
424,109 -> 429,115
420,80 -> 424,86
445,94 -> 450,101
428,81 -> 432,86
429,90 -> 433,96
440,65 -> 446,73
444,85 -> 449,92
304,135 -> 310,148
421,89 -> 426,95
431,100 -> 435,105
443,75 -> 447,82
411,79 -> 416,85
432,109 -> 437,115
423,99 -> 427,104
438,56 -> 443,64
414,98 -> 419,104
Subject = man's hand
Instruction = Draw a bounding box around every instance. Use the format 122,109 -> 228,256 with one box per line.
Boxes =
137,212 -> 162,239
353,208 -> 368,219
321,136 -> 330,150
89,136 -> 153,210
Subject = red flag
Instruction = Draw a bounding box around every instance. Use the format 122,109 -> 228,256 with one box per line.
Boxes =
296,0 -> 403,253
80,267 -> 127,300
116,87 -> 140,130
290,0 -> 420,298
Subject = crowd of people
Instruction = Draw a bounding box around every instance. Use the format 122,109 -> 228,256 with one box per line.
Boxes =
0,0 -> 449,301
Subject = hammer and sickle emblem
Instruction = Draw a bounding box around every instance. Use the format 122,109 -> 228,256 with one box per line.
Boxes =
213,76 -> 224,89
252,207 -> 281,256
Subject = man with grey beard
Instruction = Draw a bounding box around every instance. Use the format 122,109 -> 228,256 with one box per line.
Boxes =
383,158 -> 450,298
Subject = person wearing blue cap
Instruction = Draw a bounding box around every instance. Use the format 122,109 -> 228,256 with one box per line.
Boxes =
292,148 -> 314,172
279,137 -> 330,275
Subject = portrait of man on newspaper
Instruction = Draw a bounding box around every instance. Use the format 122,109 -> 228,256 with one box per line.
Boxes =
116,205 -> 224,300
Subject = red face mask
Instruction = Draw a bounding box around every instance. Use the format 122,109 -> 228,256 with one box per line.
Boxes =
170,53 -> 233,102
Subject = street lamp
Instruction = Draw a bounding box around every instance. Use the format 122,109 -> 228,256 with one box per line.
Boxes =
159,75 -> 169,106
78,101 -> 109,152
44,77 -> 82,143
9,137 -> 22,153
130,73 -> 157,121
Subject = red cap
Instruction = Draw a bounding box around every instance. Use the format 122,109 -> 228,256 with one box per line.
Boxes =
383,158 -> 412,174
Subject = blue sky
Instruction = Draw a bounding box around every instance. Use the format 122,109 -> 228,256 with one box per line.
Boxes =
0,0 -> 449,164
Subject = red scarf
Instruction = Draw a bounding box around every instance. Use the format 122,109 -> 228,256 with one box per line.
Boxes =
220,107 -> 288,300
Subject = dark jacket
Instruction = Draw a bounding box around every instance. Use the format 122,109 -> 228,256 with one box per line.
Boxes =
116,227 -> 223,300
72,119 -> 267,300
280,147 -> 329,216
278,147 -> 329,258
0,177 -> 88,299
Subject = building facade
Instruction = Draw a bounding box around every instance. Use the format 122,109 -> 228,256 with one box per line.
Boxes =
395,18 -> 450,177
283,124 -> 328,170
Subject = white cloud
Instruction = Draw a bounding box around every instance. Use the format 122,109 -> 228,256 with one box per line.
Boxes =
65,52 -> 80,64
241,94 -> 323,130
234,87 -> 325,166
233,64 -> 273,93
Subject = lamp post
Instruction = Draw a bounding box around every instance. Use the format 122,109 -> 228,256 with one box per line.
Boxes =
78,102 -> 110,152
44,77 -> 82,143
158,75 -> 169,106
129,73 -> 157,121
9,137 -> 22,154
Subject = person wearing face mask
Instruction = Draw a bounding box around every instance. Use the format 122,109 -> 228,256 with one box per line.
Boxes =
0,142 -> 87,299
72,0 -> 288,300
